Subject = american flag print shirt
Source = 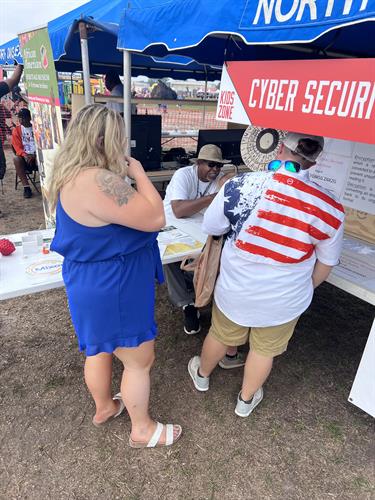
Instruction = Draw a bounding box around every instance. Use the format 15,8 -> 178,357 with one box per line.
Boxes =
224,168 -> 345,266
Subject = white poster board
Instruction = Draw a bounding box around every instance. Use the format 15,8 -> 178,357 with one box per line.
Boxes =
349,319 -> 375,418
310,140 -> 375,215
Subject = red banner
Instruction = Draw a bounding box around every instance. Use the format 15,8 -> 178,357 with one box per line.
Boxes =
217,59 -> 375,145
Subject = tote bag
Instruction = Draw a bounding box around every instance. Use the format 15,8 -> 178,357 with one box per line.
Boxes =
180,235 -> 224,308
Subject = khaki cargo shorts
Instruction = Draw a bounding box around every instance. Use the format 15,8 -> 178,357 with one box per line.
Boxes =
209,302 -> 299,357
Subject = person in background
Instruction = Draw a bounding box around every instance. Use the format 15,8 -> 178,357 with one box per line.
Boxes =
11,108 -> 37,198
0,63 -> 23,216
104,71 -> 124,114
50,104 -> 181,448
104,71 -> 137,115
163,144 -> 245,369
11,85 -> 23,103
0,64 -> 23,100
0,101 -> 11,175
188,132 -> 345,417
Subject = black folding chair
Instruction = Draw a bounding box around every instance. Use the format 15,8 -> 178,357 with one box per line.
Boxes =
12,146 -> 40,193
15,168 -> 40,193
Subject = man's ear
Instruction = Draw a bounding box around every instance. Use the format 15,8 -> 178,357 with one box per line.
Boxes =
276,143 -> 284,158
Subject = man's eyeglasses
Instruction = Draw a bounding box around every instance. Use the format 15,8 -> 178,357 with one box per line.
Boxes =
207,161 -> 223,169
267,160 -> 301,173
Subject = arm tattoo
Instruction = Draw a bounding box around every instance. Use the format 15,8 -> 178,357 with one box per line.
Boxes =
96,170 -> 135,206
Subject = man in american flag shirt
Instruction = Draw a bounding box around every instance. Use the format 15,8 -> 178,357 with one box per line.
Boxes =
188,132 -> 345,417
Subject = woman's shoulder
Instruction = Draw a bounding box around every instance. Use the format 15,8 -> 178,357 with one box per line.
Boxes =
61,167 -> 94,193
71,167 -> 126,189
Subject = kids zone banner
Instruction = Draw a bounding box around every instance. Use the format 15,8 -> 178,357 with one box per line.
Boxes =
216,59 -> 375,145
19,28 -> 64,228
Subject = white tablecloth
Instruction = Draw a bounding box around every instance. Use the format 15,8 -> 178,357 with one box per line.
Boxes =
0,215 -> 207,300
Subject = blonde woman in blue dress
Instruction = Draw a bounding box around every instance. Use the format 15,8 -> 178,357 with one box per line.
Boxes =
49,104 -> 181,448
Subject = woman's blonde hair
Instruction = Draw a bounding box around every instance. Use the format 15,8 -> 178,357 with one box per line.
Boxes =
48,104 -> 127,209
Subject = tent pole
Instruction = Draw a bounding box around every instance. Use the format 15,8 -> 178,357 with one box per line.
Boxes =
122,50 -> 131,156
78,22 -> 92,105
202,68 -> 208,128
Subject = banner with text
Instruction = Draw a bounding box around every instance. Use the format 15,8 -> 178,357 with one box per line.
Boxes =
19,28 -> 64,228
217,59 -> 375,145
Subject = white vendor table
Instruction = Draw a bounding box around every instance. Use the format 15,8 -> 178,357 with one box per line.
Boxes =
161,130 -> 199,145
0,214 -> 206,301
326,236 -> 375,418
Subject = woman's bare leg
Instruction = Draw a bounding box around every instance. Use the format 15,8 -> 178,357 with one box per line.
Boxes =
115,340 -> 180,445
84,352 -> 119,424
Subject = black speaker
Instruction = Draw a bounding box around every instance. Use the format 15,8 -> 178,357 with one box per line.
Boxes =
131,115 -> 162,171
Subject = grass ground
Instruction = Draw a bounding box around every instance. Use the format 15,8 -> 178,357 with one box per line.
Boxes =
0,149 -> 374,500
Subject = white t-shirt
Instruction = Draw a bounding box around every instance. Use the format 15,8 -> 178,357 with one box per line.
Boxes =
21,126 -> 36,154
106,84 -> 124,113
202,169 -> 344,327
163,164 -> 223,218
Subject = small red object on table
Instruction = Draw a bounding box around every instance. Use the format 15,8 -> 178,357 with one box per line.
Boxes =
0,239 -> 16,256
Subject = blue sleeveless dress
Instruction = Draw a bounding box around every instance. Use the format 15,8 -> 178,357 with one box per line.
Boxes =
51,197 -> 164,356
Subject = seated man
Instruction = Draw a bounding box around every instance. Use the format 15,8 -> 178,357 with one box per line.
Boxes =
163,144 -> 245,369
11,108 -> 37,199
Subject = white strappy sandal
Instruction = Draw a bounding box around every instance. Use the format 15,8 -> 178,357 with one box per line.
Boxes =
129,422 -> 182,448
92,392 -> 126,427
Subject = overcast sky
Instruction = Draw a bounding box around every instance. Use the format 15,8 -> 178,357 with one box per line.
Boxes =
0,0 -> 89,45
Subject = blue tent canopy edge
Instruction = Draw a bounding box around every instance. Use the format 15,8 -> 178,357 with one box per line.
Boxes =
117,0 -> 375,64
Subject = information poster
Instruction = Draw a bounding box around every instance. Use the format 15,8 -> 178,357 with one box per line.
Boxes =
310,140 -> 375,215
19,28 -> 64,228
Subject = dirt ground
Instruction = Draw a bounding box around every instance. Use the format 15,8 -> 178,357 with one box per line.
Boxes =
0,148 -> 374,500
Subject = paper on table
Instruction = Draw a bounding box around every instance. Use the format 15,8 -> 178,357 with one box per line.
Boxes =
331,237 -> 375,293
158,243 -> 167,258
158,226 -> 203,256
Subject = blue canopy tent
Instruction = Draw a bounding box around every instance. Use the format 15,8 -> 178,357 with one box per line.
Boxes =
47,0 -> 221,79
118,0 -> 375,64
117,0 -> 375,151
0,32 -> 221,80
46,0 -> 221,150
0,38 -> 22,66
0,2 -> 221,79
1,0 -> 221,150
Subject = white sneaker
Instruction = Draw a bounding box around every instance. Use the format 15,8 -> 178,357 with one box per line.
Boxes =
218,351 -> 246,370
235,387 -> 263,417
188,356 -> 209,392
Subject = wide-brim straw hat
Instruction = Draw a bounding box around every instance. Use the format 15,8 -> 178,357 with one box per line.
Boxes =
191,144 -> 231,164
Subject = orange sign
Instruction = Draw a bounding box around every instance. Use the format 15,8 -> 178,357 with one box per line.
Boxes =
217,59 -> 375,144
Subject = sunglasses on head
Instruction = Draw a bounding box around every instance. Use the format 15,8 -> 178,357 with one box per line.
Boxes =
267,160 -> 301,173
207,161 -> 223,169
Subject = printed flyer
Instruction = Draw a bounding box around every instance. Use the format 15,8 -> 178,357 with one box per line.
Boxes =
158,226 -> 203,257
